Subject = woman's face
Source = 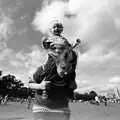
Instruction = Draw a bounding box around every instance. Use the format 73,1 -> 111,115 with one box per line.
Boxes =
51,44 -> 65,56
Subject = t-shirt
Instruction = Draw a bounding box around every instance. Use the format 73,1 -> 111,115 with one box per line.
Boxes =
33,55 -> 77,108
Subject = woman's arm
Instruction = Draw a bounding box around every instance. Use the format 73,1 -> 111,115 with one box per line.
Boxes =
33,66 -> 45,84
29,83 -> 42,89
32,55 -> 54,89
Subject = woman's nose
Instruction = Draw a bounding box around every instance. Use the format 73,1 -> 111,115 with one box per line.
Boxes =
55,49 -> 62,54
60,64 -> 66,70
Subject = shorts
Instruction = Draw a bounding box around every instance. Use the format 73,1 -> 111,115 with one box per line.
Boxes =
32,104 -> 70,120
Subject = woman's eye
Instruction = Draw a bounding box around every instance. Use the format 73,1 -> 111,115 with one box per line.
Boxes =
51,45 -> 56,50
52,47 -> 56,50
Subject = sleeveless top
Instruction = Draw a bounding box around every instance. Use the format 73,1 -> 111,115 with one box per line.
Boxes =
33,34 -> 77,108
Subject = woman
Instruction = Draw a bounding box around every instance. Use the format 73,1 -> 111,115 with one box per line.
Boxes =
31,21 -> 78,120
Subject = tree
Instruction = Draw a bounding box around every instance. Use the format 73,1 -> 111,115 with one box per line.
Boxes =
0,74 -> 24,97
0,70 -> 2,76
73,91 -> 98,101
89,91 -> 97,98
0,74 -> 35,99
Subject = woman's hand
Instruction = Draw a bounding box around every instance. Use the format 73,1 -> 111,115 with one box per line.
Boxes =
29,81 -> 51,90
39,80 -> 51,90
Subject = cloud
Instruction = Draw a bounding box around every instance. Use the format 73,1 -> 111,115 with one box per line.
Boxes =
0,48 -> 13,61
75,75 -> 120,94
0,11 -> 15,49
95,76 -> 120,94
32,0 -> 120,53
0,13 -> 13,37
0,43 -> 49,82
0,45 -> 47,83
78,45 -> 116,64
76,83 -> 117,94
76,79 -> 89,87
24,45 -> 47,68
75,79 -> 92,93
32,1 -> 67,34
16,51 -> 27,61
109,76 -> 120,84
0,48 -> 26,71
10,60 -> 23,67
14,45 -> 47,76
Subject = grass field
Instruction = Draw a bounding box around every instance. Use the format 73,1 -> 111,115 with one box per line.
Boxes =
0,102 -> 120,120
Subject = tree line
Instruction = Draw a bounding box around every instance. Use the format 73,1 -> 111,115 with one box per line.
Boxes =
0,70 -> 99,101
0,71 -> 33,99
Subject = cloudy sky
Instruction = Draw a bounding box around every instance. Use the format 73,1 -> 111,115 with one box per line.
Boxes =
0,0 -> 120,92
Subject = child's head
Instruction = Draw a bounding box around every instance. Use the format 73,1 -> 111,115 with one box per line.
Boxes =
49,20 -> 63,36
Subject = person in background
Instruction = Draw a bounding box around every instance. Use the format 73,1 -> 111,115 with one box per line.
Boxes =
0,96 -> 2,105
27,95 -> 32,109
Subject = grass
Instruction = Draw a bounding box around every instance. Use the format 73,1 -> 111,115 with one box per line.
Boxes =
0,101 -> 120,120
70,102 -> 120,120
0,102 -> 33,120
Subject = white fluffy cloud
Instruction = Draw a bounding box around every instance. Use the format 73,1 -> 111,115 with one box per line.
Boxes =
32,1 -> 67,33
0,45 -> 47,83
0,12 -> 14,49
78,46 -> 116,63
0,48 -> 13,61
13,45 -> 47,76
109,76 -> 120,84
33,0 -> 120,58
